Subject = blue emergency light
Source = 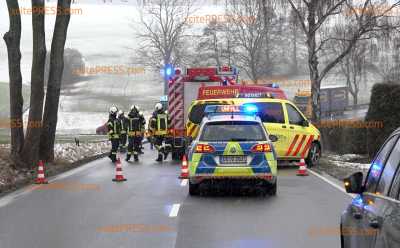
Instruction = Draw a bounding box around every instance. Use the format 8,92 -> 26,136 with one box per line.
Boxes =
163,64 -> 175,79
242,104 -> 258,113
204,104 -> 259,116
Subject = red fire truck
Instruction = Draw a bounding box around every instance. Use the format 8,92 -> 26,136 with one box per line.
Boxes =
166,66 -> 289,160
166,66 -> 239,160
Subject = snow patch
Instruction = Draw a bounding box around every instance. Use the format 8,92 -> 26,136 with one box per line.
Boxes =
326,154 -> 370,171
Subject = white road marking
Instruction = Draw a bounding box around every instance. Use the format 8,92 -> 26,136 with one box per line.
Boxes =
308,169 -> 355,198
180,179 -> 188,187
169,204 -> 181,218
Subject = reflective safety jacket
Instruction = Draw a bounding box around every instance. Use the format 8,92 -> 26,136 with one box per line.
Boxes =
107,116 -> 122,139
118,115 -> 129,135
127,112 -> 146,137
149,111 -> 168,136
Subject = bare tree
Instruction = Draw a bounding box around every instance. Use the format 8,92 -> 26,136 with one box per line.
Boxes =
20,0 -> 47,167
4,0 -> 73,167
194,20 -> 235,67
288,7 -> 305,75
3,0 -> 24,165
135,0 -> 195,94
372,30 -> 400,83
286,0 -> 400,121
325,23 -> 371,106
339,41 -> 369,106
40,0 -> 73,162
197,21 -> 223,67
227,0 -> 281,82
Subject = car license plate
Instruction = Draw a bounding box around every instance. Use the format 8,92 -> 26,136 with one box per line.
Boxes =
219,156 -> 247,165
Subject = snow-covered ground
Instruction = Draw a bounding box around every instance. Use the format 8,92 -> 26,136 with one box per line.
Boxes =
53,141 -> 110,163
325,153 -> 371,171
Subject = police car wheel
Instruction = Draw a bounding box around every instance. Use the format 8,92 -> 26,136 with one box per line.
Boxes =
189,182 -> 200,196
268,183 -> 277,196
306,143 -> 321,168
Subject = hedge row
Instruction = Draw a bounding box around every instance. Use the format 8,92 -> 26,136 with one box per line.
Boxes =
319,83 -> 400,157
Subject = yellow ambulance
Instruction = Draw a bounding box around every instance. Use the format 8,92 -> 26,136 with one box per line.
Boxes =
186,95 -> 321,167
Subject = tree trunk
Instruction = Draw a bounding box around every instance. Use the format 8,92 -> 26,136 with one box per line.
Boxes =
3,0 -> 25,167
261,0 -> 271,73
163,52 -> 171,95
21,0 -> 47,168
353,93 -> 358,106
291,19 -> 299,75
40,0 -> 72,162
307,3 -> 321,122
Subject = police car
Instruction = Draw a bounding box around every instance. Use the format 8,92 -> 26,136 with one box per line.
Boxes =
187,104 -> 278,196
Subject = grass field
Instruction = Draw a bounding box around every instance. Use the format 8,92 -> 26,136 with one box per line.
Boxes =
0,82 -> 30,143
0,82 -> 30,118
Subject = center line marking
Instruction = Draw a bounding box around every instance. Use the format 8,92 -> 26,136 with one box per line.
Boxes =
180,179 -> 188,186
169,204 -> 181,218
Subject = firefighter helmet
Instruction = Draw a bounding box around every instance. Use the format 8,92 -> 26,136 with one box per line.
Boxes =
109,106 -> 118,115
130,105 -> 139,113
155,103 -> 163,111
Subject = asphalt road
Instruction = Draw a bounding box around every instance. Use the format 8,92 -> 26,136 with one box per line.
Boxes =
0,146 -> 351,248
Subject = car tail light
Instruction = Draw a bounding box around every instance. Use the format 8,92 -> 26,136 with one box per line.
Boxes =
251,144 -> 272,153
195,144 -> 215,153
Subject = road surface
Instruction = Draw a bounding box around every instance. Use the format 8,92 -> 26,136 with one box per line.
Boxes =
0,146 -> 350,248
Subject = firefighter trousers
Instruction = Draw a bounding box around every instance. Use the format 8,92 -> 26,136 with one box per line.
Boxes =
154,136 -> 171,160
109,138 -> 120,162
120,133 -> 127,148
127,136 -> 142,160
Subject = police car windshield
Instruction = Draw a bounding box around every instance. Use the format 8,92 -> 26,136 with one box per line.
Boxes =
200,121 -> 266,142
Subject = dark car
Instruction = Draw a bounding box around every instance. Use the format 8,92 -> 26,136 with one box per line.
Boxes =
341,128 -> 400,248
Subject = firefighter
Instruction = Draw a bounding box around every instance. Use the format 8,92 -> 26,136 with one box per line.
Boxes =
107,106 -> 121,163
148,103 -> 169,162
118,110 -> 128,151
138,110 -> 146,154
126,105 -> 145,162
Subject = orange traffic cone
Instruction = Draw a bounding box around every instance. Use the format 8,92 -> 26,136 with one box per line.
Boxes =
179,155 -> 189,179
297,158 -> 309,176
112,158 -> 127,182
35,160 -> 48,184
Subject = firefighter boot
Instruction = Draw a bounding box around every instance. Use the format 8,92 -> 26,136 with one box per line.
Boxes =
163,151 -> 169,160
156,153 -> 163,162
110,154 -> 117,163
126,154 -> 131,162
134,154 -> 139,162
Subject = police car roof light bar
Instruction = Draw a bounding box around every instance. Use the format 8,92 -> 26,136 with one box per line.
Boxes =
204,104 -> 259,117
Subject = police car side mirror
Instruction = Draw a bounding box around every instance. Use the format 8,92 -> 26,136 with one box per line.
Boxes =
269,135 -> 278,142
302,120 -> 309,127
344,172 -> 364,194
